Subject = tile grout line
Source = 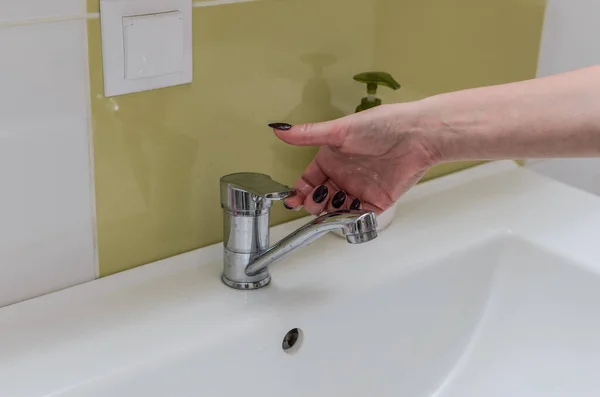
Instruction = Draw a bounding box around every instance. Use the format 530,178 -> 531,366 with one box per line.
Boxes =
0,0 -> 257,26
81,17 -> 101,279
0,13 -> 99,27
0,0 -> 257,279
192,0 -> 257,7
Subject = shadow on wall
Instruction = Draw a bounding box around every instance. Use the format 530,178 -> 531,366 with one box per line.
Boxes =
89,0 -> 545,276
90,0 -> 376,276
270,52 -> 346,176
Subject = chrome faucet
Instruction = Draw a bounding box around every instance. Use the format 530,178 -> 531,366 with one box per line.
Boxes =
220,172 -> 378,290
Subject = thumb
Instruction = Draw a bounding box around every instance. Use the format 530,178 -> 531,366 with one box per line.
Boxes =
268,116 -> 352,147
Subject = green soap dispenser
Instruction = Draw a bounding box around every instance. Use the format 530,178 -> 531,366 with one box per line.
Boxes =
353,71 -> 401,113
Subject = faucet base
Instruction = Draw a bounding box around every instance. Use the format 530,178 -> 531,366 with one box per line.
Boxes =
221,274 -> 271,290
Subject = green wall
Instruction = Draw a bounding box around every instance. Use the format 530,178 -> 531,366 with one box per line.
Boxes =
87,0 -> 545,275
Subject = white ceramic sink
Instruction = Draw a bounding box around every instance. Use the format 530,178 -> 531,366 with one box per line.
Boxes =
2,161 -> 600,397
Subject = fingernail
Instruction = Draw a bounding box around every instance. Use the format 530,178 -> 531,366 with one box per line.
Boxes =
350,198 -> 361,210
313,185 -> 328,203
283,203 -> 294,210
332,190 -> 347,208
268,122 -> 292,131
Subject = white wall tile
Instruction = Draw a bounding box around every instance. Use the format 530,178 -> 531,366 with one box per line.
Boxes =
0,19 -> 95,307
0,0 -> 85,24
526,159 -> 600,196
537,0 -> 600,77
533,0 -> 600,195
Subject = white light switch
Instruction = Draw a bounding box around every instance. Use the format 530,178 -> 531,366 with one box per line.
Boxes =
123,11 -> 184,80
100,0 -> 192,97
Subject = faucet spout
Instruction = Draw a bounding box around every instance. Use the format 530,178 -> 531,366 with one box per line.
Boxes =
245,210 -> 378,277
220,172 -> 379,290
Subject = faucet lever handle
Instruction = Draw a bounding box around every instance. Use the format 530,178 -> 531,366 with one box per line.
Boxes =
220,173 -> 294,200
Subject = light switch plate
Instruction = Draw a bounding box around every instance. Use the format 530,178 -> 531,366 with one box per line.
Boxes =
123,11 -> 185,80
100,0 -> 192,97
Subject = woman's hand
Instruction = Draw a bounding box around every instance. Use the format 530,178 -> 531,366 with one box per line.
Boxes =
269,103 -> 439,215
272,65 -> 600,215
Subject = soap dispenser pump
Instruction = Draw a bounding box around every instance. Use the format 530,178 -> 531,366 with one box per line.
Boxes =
353,71 -> 401,113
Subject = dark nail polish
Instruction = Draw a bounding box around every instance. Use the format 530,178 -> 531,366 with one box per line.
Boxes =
268,122 -> 292,131
350,198 -> 361,210
283,202 -> 294,210
313,185 -> 328,203
332,190 -> 347,209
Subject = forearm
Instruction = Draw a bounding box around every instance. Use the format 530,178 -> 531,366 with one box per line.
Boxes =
414,65 -> 600,163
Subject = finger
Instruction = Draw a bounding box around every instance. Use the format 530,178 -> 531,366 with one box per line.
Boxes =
336,189 -> 386,215
348,196 -> 362,211
324,188 -> 386,215
345,195 -> 385,214
303,183 -> 332,215
327,189 -> 349,212
283,179 -> 310,209
283,159 -> 328,210
269,118 -> 350,147
327,190 -> 366,212
283,197 -> 304,211
301,158 -> 328,187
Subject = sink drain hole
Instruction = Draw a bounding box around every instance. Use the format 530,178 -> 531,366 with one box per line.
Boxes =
282,328 -> 303,354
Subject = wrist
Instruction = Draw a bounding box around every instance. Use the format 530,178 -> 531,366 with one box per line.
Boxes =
399,98 -> 451,166
411,92 -> 484,164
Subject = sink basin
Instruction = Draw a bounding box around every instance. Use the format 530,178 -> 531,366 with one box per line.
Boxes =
438,235 -> 600,397
2,161 -> 600,396
49,235 -> 600,397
